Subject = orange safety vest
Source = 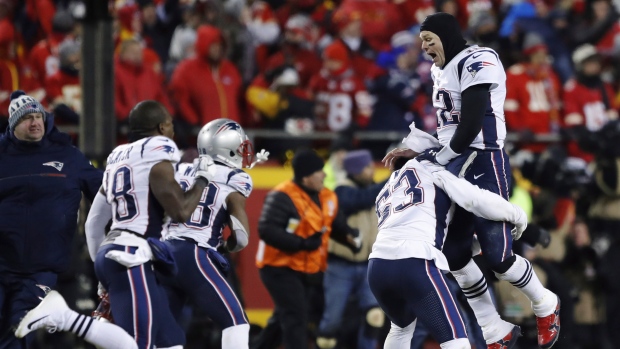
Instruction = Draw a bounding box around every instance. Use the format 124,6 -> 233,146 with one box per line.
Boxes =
256,180 -> 338,274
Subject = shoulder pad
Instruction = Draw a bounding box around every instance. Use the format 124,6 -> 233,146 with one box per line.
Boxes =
226,169 -> 253,198
140,136 -> 180,164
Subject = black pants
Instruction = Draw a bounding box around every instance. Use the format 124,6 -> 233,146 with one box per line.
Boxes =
252,266 -> 323,349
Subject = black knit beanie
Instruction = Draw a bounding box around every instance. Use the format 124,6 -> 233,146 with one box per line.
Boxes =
420,12 -> 467,68
292,149 -> 324,180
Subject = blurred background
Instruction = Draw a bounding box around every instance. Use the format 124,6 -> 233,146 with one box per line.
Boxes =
4,0 -> 620,348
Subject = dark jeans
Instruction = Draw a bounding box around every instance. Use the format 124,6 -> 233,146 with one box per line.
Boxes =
252,266 -> 323,349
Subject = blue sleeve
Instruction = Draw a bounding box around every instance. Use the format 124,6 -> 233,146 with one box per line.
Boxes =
75,149 -> 103,201
335,181 -> 388,216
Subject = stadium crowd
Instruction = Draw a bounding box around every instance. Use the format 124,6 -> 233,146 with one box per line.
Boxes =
1,0 -> 620,348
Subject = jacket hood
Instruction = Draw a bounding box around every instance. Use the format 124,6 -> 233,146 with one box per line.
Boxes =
195,25 -> 223,59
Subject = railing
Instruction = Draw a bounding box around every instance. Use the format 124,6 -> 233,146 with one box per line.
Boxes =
57,126 -> 563,144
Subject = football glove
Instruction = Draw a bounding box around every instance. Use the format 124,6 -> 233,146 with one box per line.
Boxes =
194,155 -> 217,183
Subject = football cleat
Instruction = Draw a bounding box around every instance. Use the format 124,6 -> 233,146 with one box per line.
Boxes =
536,297 -> 561,348
487,325 -> 521,349
92,291 -> 114,323
15,291 -> 69,338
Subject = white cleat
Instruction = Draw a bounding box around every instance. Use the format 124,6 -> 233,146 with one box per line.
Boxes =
15,290 -> 68,338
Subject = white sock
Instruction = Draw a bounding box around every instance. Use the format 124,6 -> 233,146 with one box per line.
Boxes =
384,320 -> 416,349
61,312 -> 137,349
495,255 -> 558,317
222,324 -> 249,349
451,259 -> 513,343
440,338 -> 471,349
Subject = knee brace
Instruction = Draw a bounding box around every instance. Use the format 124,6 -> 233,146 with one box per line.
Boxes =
316,336 -> 337,349
222,323 -> 250,349
362,307 -> 385,338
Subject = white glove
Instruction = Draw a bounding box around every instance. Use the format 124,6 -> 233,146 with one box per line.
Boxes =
195,155 -> 217,182
511,203 -> 528,240
247,149 -> 270,169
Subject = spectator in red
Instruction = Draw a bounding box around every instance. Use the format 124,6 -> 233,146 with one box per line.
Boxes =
263,14 -> 321,88
45,39 -> 81,125
330,4 -> 377,80
169,25 -> 242,132
22,10 -> 75,102
505,33 -> 562,153
240,0 -> 281,81
25,0 -> 56,38
0,0 -> 17,123
115,38 -> 172,123
309,41 -> 372,132
563,44 -> 618,162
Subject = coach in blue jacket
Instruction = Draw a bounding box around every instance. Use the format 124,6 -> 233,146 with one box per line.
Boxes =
0,91 -> 102,348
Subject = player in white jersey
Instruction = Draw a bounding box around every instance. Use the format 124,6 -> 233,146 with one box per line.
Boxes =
369,156 -> 528,349
161,119 -> 268,349
387,12 -> 560,349
16,101 -> 219,349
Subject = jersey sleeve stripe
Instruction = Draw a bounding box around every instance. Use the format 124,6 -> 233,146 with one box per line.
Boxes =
140,137 -> 155,158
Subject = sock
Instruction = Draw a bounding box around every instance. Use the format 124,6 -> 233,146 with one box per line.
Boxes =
62,312 -> 138,349
222,324 -> 250,349
495,255 -> 557,317
440,338 -> 471,349
451,259 -> 513,343
384,320 -> 416,349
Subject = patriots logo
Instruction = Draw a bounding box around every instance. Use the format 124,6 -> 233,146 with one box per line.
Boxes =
152,145 -> 175,154
43,161 -> 64,172
215,122 -> 241,135
466,61 -> 495,77
29,103 -> 38,110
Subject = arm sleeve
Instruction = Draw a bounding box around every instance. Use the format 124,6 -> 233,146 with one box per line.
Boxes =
449,84 -> 490,153
257,191 -> 305,253
432,170 -> 526,225
85,191 -> 112,261
334,181 -> 386,216
77,151 -> 104,201
329,207 -> 356,245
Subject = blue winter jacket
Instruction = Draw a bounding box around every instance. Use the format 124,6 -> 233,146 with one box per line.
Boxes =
0,114 -> 102,274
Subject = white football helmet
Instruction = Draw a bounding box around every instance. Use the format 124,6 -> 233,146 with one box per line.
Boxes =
197,119 -> 255,169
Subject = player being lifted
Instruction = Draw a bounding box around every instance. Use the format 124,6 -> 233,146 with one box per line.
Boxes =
161,119 -> 268,349
16,101 -> 218,349
370,153 -> 528,349
386,12 -> 560,349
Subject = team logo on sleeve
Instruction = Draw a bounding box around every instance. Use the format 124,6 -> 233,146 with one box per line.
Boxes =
151,145 -> 175,154
466,61 -> 495,77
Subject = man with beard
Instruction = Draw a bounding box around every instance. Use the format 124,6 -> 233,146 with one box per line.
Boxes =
563,44 -> 618,162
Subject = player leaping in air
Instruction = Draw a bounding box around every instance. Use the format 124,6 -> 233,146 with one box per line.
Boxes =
385,12 -> 560,349
369,153 -> 528,349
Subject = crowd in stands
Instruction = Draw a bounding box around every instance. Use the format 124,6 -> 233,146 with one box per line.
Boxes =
4,0 -> 620,348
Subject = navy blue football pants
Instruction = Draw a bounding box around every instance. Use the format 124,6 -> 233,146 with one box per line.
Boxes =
442,148 -> 514,272
94,244 -> 185,349
159,240 -> 248,329
368,257 -> 468,344
0,271 -> 56,349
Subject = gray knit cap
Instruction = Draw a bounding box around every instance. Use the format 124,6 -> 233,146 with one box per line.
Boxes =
8,90 -> 46,130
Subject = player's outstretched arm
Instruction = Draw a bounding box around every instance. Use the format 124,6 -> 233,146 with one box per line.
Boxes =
149,161 -> 208,222
85,188 -> 112,261
225,192 -> 250,253
432,170 -> 527,237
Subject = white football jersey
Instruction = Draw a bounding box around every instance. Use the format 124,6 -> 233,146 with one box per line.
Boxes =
164,163 -> 253,249
370,159 -> 453,270
102,136 -> 180,239
431,45 -> 507,150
